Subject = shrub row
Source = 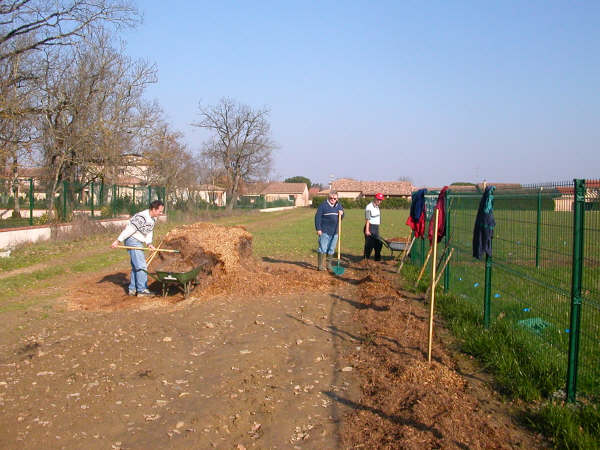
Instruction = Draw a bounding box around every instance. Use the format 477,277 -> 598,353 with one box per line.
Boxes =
311,196 -> 410,209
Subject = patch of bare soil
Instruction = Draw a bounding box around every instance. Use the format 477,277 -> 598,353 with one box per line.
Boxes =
0,262 -> 361,449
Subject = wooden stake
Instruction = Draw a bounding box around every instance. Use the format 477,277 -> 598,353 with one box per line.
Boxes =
428,209 -> 439,363
415,245 -> 433,286
397,236 -> 416,273
425,247 -> 454,298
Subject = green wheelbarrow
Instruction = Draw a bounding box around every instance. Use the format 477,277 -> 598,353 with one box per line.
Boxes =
376,236 -> 408,258
145,266 -> 202,298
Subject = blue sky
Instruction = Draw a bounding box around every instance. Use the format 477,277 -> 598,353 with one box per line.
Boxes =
122,1 -> 599,187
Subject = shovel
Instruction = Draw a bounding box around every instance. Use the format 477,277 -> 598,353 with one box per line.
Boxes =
331,214 -> 345,276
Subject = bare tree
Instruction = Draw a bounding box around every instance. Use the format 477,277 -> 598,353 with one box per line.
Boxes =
0,0 -> 139,62
145,123 -> 200,205
38,33 -> 157,216
0,45 -> 38,216
193,98 -> 276,210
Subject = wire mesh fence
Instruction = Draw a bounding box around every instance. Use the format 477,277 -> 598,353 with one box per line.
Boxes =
408,180 -> 600,401
0,177 -> 165,228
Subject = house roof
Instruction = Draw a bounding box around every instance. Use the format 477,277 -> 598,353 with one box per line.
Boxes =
122,154 -> 153,166
556,180 -> 600,195
240,182 -> 270,195
116,176 -> 144,185
421,183 -> 524,193
262,182 -> 307,195
196,184 -> 226,192
1,167 -> 45,178
308,186 -> 321,197
332,179 -> 413,196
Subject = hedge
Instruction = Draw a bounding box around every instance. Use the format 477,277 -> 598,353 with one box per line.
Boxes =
311,196 -> 410,209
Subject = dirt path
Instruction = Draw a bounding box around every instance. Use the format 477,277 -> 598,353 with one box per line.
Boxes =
0,266 -> 361,449
0,257 -> 547,449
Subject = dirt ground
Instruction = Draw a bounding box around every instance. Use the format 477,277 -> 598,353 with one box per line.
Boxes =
0,254 -> 548,449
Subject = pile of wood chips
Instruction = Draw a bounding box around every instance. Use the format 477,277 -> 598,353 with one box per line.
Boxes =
151,222 -> 253,274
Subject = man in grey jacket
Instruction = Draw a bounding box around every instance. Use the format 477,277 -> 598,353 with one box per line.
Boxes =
111,200 -> 164,296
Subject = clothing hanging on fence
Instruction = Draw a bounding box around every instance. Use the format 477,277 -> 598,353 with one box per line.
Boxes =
406,188 -> 427,238
428,186 -> 448,244
473,185 -> 496,259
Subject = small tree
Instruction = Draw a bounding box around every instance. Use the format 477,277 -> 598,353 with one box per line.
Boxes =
284,176 -> 311,189
193,98 -> 276,210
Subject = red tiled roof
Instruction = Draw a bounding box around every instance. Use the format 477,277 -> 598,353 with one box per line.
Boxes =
116,176 -> 144,185
1,167 -> 45,178
262,182 -> 307,195
240,182 -> 269,195
331,179 -> 413,196
196,184 -> 226,191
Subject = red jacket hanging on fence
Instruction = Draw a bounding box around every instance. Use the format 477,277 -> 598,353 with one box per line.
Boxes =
428,186 -> 448,244
406,189 -> 427,238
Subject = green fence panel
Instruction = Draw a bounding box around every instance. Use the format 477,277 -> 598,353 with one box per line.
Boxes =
408,181 -> 600,400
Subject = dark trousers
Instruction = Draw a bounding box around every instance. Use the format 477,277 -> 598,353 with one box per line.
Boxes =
364,224 -> 382,261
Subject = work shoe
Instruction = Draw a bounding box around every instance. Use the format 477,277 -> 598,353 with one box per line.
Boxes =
128,290 -> 136,296
136,289 -> 155,297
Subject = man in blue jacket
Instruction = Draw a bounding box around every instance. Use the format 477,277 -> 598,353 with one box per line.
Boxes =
314,190 -> 344,271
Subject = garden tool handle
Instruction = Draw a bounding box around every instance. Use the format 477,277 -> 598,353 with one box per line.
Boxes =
116,245 -> 179,253
337,215 -> 341,262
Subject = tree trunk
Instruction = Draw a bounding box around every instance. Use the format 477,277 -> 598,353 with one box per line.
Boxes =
47,152 -> 66,220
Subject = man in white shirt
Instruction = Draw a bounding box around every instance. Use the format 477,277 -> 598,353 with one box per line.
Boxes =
111,200 -> 164,296
364,193 -> 384,261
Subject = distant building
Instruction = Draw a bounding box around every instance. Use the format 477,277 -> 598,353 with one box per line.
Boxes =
330,178 -> 413,200
239,181 -> 309,207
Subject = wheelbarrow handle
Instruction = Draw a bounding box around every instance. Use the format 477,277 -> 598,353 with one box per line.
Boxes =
115,245 -> 180,253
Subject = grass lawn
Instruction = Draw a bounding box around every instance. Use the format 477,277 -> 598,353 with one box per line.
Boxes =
212,207 -> 411,260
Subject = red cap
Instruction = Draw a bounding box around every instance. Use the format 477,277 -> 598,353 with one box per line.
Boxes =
375,193 -> 384,200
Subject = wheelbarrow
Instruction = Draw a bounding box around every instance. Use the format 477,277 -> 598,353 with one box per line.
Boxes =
145,266 -> 202,298
376,236 -> 408,258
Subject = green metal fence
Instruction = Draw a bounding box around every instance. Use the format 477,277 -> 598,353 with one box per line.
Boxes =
0,177 -> 165,227
409,180 -> 600,402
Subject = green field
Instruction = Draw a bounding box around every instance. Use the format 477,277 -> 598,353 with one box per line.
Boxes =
211,207 -> 411,260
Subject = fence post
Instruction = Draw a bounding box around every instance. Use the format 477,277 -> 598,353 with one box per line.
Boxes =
132,185 -> 136,209
444,191 -> 451,292
99,181 -> 104,208
148,185 -> 152,204
566,178 -> 585,402
483,253 -> 492,328
112,184 -> 117,217
29,178 -> 34,226
535,187 -> 542,268
62,180 -> 67,221
90,181 -> 95,217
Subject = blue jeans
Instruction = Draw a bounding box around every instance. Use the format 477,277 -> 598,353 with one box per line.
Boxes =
318,232 -> 338,255
125,237 -> 148,292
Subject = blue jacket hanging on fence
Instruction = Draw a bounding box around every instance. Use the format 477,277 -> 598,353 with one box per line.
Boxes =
428,186 -> 448,244
473,186 -> 496,259
406,189 -> 427,238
